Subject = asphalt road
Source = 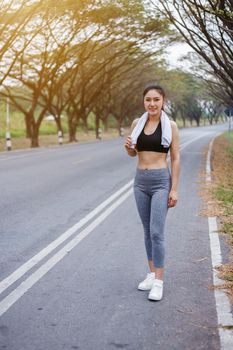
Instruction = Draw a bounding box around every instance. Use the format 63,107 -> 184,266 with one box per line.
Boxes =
0,123 -> 230,350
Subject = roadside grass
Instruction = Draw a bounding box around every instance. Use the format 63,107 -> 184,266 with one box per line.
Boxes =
0,103 -> 227,155
215,186 -> 233,204
0,109 -> 123,151
0,127 -> 124,152
0,109 -> 117,138
201,131 -> 233,301
213,132 -> 233,236
0,102 -> 225,151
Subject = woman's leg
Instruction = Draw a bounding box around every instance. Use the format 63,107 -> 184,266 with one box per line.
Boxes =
150,188 -> 170,280
148,260 -> 156,273
133,186 -> 154,271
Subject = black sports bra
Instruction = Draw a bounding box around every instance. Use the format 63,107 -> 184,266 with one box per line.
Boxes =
136,120 -> 170,154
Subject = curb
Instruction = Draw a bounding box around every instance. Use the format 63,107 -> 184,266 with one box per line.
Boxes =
206,136 -> 233,349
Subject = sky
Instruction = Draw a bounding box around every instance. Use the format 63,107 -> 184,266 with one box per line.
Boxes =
164,42 -> 194,70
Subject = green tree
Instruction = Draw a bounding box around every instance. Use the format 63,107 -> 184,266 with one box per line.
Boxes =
149,0 -> 233,105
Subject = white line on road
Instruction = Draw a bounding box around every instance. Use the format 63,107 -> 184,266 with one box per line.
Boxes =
206,137 -> 233,350
0,152 -> 46,161
179,132 -> 215,151
0,188 -> 133,317
0,180 -> 133,296
0,132 -> 210,297
0,130 -> 216,163
0,129 -> 223,317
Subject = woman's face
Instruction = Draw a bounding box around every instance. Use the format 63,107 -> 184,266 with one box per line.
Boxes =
144,89 -> 164,116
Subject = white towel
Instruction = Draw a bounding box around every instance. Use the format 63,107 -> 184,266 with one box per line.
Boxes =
130,110 -> 172,149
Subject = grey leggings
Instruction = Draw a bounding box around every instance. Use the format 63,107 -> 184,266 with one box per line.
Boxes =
133,168 -> 172,268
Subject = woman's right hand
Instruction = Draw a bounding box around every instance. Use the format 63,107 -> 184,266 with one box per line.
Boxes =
124,136 -> 137,157
124,136 -> 133,151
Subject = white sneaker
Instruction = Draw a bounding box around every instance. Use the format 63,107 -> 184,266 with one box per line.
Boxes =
148,279 -> 163,301
138,273 -> 155,291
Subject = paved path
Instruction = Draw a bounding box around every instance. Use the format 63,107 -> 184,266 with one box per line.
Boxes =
0,123 -> 230,350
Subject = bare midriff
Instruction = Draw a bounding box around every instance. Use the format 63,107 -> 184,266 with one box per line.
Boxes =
136,150 -> 168,170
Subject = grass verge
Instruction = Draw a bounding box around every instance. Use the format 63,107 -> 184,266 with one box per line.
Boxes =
200,131 -> 233,302
0,128 -> 129,152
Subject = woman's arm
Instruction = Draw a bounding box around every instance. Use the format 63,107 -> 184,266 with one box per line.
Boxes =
168,121 -> 180,207
124,119 -> 139,157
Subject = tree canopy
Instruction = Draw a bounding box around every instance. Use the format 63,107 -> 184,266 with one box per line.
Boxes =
0,0 -> 228,147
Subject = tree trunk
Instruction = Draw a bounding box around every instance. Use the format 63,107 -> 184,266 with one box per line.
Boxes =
68,119 -> 78,142
118,123 -> 122,136
25,115 -> 32,138
69,127 -> 77,142
83,118 -> 89,134
95,115 -> 100,139
30,125 -> 39,148
214,116 -> 219,124
182,117 -> 186,127
55,117 -> 63,135
103,118 -> 109,132
67,113 -> 78,142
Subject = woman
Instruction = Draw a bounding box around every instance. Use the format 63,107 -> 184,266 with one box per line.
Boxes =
124,84 -> 180,301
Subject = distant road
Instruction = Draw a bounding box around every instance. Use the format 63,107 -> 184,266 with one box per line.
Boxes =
0,123 -> 229,350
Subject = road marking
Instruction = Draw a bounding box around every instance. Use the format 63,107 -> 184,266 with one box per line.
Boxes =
0,188 -> 133,317
0,180 -> 133,296
0,130 -> 216,162
0,149 -> 60,162
0,129 -> 225,317
0,145 -> 84,162
206,137 -> 233,350
0,133 -> 209,296
179,132 -> 215,151
0,153 -> 45,161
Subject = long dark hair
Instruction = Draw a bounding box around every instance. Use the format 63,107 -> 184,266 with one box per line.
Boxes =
143,84 -> 166,99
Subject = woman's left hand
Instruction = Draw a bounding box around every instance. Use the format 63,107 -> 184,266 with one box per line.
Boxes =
168,190 -> 178,208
